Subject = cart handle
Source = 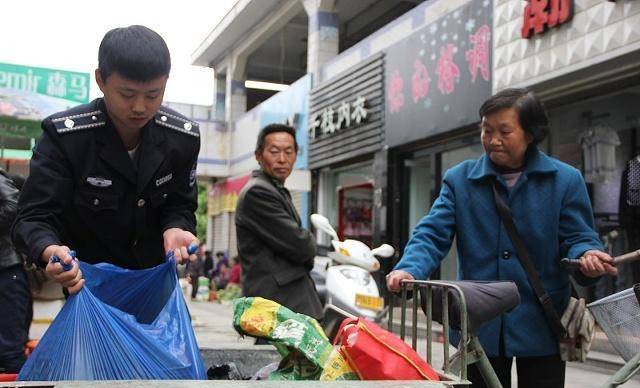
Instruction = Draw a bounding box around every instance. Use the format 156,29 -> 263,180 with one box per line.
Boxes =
560,249 -> 640,269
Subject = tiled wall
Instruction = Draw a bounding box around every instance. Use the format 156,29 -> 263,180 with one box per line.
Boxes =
493,0 -> 640,91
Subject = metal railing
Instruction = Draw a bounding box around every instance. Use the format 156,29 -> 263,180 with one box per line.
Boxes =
389,280 -> 502,387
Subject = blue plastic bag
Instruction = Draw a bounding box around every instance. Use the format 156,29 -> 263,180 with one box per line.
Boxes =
19,258 -> 206,380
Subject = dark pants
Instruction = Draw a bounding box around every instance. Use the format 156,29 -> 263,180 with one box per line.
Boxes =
0,265 -> 31,373
468,353 -> 565,388
190,275 -> 200,299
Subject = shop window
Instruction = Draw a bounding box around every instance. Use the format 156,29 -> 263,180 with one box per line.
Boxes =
339,184 -> 374,247
318,162 -> 374,247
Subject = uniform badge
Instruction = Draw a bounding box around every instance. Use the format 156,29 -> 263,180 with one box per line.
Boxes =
86,176 -> 112,188
155,173 -> 173,187
52,110 -> 105,134
155,110 -> 200,138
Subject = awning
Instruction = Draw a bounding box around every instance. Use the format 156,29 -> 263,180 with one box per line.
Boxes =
207,174 -> 251,216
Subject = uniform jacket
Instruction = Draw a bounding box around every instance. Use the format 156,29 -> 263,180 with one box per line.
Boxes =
395,148 -> 603,357
12,98 -> 200,269
235,170 -> 323,320
0,169 -> 22,270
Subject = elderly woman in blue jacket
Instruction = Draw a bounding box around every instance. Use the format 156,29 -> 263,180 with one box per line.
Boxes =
386,88 -> 617,388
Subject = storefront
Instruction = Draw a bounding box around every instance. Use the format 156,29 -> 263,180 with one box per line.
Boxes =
384,0 -> 493,280
493,0 -> 640,298
308,53 -> 385,247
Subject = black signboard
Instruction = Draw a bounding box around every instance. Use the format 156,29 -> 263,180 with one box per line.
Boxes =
385,0 -> 492,147
308,53 -> 385,169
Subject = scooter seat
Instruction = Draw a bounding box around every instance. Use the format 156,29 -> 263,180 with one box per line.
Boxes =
420,281 -> 520,334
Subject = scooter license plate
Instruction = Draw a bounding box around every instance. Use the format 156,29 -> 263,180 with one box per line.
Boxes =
355,293 -> 384,311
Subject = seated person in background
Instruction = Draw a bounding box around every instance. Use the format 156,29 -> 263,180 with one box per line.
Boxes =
228,256 -> 242,286
213,260 -> 230,291
211,251 -> 228,278
203,250 -> 214,281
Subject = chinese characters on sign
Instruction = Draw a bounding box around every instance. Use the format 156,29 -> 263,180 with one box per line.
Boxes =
388,71 -> 405,113
436,44 -> 461,95
387,23 -> 491,110
384,0 -> 492,147
411,60 -> 431,103
308,96 -> 368,139
521,0 -> 574,39
0,63 -> 90,103
466,25 -> 491,82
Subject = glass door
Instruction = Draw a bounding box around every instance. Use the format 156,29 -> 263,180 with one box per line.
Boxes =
436,142 -> 484,280
400,139 -> 483,280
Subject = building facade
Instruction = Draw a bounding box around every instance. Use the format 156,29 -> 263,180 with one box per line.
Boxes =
492,0 -> 640,296
192,0 -> 640,299
192,0 -> 430,256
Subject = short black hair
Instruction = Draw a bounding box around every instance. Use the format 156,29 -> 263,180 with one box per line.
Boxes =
479,88 -> 549,145
98,25 -> 171,82
215,251 -> 225,258
255,123 -> 298,153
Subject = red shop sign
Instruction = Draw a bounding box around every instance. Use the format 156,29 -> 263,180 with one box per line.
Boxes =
521,0 -> 574,38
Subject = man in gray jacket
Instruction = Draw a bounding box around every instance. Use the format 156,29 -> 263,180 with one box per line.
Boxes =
235,124 -> 323,320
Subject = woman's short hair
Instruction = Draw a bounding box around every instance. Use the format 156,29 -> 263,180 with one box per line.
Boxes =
479,88 -> 549,144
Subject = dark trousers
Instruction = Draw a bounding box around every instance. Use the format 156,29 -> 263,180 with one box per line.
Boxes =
190,275 -> 200,299
468,353 -> 565,388
0,265 -> 31,373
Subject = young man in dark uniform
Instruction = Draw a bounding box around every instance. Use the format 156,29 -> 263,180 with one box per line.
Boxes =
12,25 -> 200,293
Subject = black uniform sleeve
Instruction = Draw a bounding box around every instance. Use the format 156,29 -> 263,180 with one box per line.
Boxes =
239,184 -> 316,265
158,141 -> 199,235
0,172 -> 19,235
12,126 -> 72,265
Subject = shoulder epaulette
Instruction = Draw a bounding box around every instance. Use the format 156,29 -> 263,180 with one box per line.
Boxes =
51,110 -> 106,134
155,110 -> 200,138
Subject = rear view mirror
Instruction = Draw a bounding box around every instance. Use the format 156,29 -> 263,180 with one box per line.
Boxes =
371,244 -> 394,258
310,214 -> 339,241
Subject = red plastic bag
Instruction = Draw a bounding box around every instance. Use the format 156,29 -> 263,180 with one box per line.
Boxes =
334,317 -> 440,381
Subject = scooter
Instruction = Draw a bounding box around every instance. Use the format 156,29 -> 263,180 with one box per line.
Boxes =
310,214 -> 394,338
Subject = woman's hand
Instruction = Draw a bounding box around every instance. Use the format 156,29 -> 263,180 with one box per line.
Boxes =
579,250 -> 617,277
386,270 -> 415,293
